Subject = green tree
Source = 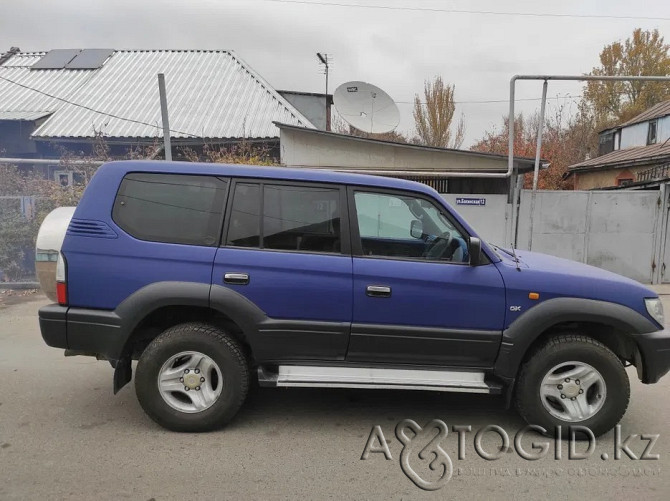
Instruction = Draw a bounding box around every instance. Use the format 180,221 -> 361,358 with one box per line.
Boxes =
584,28 -> 670,125
413,76 -> 465,148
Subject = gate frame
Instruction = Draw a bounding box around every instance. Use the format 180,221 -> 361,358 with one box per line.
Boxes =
654,183 -> 670,284
507,75 -> 670,274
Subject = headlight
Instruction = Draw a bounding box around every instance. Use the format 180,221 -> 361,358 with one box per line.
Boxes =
645,298 -> 665,327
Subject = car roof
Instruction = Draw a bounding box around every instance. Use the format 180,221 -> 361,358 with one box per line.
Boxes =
101,160 -> 438,196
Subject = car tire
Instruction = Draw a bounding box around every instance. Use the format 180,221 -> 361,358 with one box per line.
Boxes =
515,334 -> 629,438
135,322 -> 249,432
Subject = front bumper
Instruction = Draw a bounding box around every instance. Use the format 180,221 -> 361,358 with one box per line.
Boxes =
635,328 -> 670,384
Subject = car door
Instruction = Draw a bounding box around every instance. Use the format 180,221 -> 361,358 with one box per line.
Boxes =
211,179 -> 352,362
347,188 -> 506,367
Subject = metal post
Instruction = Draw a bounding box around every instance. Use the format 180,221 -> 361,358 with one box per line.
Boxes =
157,73 -> 172,161
508,78 -> 517,248
533,80 -> 548,191
325,59 -> 330,132
528,80 -> 548,251
653,183 -> 669,284
317,53 -> 330,131
508,77 -> 516,178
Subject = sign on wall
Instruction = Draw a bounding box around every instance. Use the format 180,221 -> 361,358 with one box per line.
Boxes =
455,197 -> 486,206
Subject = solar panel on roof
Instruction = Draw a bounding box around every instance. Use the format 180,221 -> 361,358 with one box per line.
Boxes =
65,49 -> 114,69
31,49 -> 81,69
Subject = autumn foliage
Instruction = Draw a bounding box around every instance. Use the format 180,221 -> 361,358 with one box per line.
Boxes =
471,108 -> 592,190
473,28 -> 670,190
413,76 -> 465,149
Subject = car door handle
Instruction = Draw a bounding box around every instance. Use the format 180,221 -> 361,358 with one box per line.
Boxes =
366,285 -> 391,298
224,272 -> 249,285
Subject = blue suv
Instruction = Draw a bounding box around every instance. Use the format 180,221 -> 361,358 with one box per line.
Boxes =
36,160 -> 670,434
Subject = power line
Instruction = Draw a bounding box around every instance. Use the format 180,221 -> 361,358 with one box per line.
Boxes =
0,72 -> 583,136
258,0 -> 670,21
0,74 -> 201,138
397,95 -> 583,105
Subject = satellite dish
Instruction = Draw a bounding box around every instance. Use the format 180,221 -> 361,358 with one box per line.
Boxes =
333,81 -> 400,134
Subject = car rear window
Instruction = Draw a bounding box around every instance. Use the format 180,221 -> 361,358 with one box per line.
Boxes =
112,173 -> 228,246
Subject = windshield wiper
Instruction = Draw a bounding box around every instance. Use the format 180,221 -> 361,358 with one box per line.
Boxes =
491,244 -> 514,257
511,245 -> 521,272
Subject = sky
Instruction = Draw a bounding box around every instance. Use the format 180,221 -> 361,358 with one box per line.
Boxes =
1,0 -> 669,147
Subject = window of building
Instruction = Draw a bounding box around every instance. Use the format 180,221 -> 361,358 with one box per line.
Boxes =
112,173 -> 228,246
648,120 -> 658,145
615,170 -> 635,187
598,131 -> 615,156
225,182 -> 341,253
353,191 -> 469,263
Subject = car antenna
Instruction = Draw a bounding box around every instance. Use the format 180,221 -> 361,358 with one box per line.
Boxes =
511,245 -> 521,271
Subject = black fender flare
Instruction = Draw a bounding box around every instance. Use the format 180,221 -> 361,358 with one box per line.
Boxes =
112,281 -> 267,359
493,297 -> 658,380
209,283 -> 268,343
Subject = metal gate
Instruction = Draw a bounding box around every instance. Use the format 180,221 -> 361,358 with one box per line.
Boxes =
516,189 -> 663,283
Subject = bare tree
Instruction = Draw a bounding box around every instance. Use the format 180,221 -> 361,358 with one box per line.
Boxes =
413,76 -> 466,148
451,112 -> 466,149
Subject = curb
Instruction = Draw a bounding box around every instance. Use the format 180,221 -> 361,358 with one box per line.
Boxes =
0,282 -> 40,290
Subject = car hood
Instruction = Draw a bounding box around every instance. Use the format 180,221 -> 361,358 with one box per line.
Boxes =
495,248 -> 657,318
517,250 -> 646,284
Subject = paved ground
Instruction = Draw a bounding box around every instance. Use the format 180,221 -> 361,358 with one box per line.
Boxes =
1,293 -> 670,500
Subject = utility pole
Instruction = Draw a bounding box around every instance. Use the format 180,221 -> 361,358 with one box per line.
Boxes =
317,53 -> 331,131
157,73 -> 172,161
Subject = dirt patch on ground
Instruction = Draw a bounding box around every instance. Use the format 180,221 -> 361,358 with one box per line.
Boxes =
0,289 -> 45,309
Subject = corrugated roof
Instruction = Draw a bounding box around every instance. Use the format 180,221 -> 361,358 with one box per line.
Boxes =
568,141 -> 670,171
0,49 -> 314,140
0,110 -> 52,120
1,52 -> 45,67
0,58 -> 96,115
620,100 -> 670,127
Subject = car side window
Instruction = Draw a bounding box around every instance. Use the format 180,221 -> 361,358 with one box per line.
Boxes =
263,185 -> 340,252
112,173 -> 228,246
353,191 -> 469,263
226,183 -> 261,248
225,182 -> 341,253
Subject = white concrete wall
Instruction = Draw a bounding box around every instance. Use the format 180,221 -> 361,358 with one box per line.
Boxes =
442,194 -> 509,245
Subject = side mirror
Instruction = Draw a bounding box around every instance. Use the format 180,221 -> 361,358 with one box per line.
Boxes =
468,237 -> 482,266
410,219 -> 423,239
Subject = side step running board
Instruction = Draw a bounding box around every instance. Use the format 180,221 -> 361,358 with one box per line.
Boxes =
258,365 -> 501,394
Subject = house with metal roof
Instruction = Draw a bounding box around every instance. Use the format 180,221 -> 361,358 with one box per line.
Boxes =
565,100 -> 670,190
0,47 -> 315,163
275,122 -> 545,195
